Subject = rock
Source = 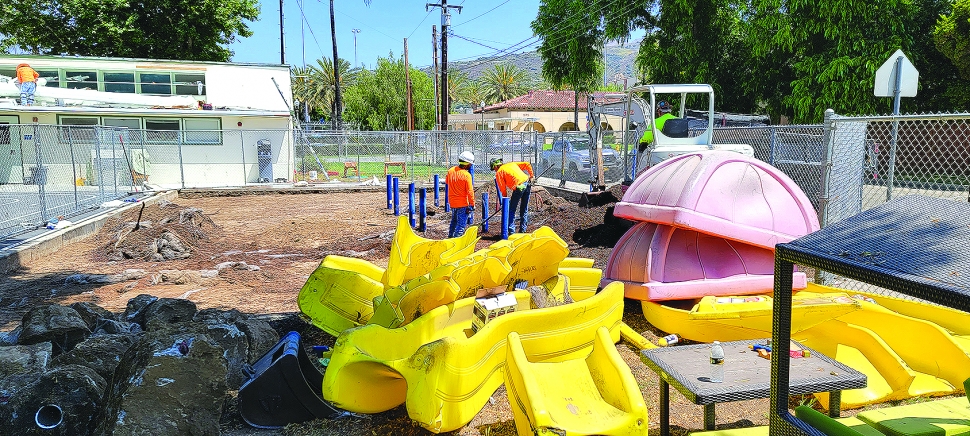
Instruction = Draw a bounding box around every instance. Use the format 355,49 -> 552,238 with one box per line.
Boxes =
97,332 -> 227,436
194,308 -> 242,325
121,294 -> 158,326
1,364 -> 106,436
235,318 -> 279,363
0,326 -> 22,346
0,342 -> 52,378
142,298 -> 197,331
17,305 -> 90,355
51,334 -> 137,382
94,319 -> 143,336
204,323 -> 248,389
69,301 -> 116,331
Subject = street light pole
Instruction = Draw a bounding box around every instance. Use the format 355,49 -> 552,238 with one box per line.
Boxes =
351,29 -> 361,68
480,101 -> 485,130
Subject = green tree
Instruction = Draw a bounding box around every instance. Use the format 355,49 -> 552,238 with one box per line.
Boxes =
343,54 -> 435,130
478,64 -> 529,104
935,0 -> 970,79
532,0 -> 609,129
446,71 -> 481,110
0,0 -> 257,61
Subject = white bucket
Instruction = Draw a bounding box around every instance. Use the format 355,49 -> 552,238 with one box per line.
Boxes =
309,171 -> 318,180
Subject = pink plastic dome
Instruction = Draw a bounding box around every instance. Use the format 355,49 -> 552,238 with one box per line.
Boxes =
603,222 -> 807,301
613,151 -> 820,250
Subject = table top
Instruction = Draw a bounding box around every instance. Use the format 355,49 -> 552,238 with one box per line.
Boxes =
640,339 -> 866,405
777,195 -> 970,312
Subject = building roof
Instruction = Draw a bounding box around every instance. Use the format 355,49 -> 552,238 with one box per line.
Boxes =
478,90 -> 622,113
0,54 -> 289,70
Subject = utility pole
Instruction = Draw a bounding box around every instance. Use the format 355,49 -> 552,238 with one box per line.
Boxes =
329,0 -> 342,130
426,1 -> 462,131
432,25 -> 439,129
351,29 -> 361,68
279,0 -> 285,64
404,38 -> 414,131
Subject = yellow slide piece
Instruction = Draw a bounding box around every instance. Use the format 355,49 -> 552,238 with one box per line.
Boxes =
560,257 -> 596,268
368,275 -> 460,329
854,290 -> 970,336
446,252 -> 513,298
383,216 -> 479,287
323,282 -> 626,433
495,226 -> 570,287
505,326 -> 648,436
297,255 -> 386,336
560,267 -> 604,301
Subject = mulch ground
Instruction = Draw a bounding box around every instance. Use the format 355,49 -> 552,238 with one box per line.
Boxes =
1,187 -> 896,436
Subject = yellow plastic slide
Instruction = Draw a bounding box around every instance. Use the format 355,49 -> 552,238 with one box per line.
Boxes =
323,282 -> 626,433
505,326 -> 648,435
297,255 -> 386,336
383,216 -> 480,287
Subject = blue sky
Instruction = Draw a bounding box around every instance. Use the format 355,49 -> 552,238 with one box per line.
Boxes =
229,0 -> 546,69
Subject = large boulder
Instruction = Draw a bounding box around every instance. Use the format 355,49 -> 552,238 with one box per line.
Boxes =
69,302 -> 115,331
94,319 -> 142,336
121,294 -> 158,326
96,331 -> 228,436
142,298 -> 197,331
202,323 -> 248,389
17,305 -> 90,355
1,364 -> 106,436
0,342 -> 51,378
235,318 -> 279,363
51,334 -> 138,382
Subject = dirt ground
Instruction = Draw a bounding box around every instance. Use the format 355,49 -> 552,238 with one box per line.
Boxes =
1,188 -> 819,436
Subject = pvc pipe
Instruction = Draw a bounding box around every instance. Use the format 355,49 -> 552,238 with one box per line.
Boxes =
433,174 -> 440,207
35,404 -> 63,429
482,192 -> 489,232
386,174 -> 393,209
393,177 -> 400,216
501,196 -> 510,240
444,183 -> 451,212
408,183 -> 416,228
419,188 -> 427,232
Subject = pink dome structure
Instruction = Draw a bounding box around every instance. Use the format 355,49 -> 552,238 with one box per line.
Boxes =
604,222 -> 807,301
613,151 -> 820,250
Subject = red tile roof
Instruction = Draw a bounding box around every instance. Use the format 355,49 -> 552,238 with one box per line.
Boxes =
477,90 -> 620,113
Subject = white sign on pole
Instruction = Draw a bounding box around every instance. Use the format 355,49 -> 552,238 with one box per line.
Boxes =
874,49 -> 918,97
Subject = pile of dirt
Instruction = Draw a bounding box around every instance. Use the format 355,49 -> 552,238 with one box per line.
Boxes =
95,201 -> 220,262
531,185 -> 633,265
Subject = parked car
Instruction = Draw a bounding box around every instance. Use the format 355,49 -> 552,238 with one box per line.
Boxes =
540,136 -> 623,182
485,139 -> 534,154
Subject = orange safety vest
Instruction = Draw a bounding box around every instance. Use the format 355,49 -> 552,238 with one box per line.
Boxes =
495,162 -> 534,197
445,165 -> 475,208
16,65 -> 38,83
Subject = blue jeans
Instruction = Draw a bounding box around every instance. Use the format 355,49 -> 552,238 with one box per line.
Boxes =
20,81 -> 36,106
449,206 -> 470,238
507,182 -> 531,234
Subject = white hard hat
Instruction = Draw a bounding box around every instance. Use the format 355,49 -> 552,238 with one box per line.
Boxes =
458,151 -> 475,164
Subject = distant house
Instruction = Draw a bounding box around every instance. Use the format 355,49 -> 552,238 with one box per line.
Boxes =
449,90 -> 629,133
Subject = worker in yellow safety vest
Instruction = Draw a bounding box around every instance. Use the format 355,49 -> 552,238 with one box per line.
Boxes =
491,158 -> 534,235
636,100 -> 675,173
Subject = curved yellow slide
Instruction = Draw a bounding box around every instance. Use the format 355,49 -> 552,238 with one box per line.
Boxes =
383,216 -> 480,287
505,326 -> 648,436
323,282 -> 626,433
297,255 -> 386,336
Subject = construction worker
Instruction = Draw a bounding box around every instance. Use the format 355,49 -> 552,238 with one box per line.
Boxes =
637,100 -> 675,171
16,63 -> 39,106
491,158 -> 534,235
446,151 -> 476,238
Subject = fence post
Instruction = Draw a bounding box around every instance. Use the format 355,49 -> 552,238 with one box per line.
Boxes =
408,182 -> 416,227
94,126 -> 105,203
67,126 -> 78,210
433,174 -> 440,207
482,192 -> 489,232
240,131 -> 248,185
111,129 -> 118,197
386,174 -> 393,209
419,188 -> 427,232
768,126 -> 777,165
393,177 -> 400,216
444,182 -> 450,212
177,129 -> 186,189
33,124 -> 48,224
885,118 -> 901,202
818,109 -> 837,229
501,196 -> 510,240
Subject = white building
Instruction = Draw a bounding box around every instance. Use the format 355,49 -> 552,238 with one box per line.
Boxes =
0,55 -> 294,187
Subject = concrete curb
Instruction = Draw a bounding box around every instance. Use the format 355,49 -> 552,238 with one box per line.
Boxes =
0,190 -> 179,274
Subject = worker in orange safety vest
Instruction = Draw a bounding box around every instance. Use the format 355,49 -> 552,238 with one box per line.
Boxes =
490,158 -> 534,235
445,151 -> 476,237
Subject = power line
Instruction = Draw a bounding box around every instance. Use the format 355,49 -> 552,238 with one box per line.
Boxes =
295,0 -> 327,57
452,0 -> 512,27
327,4 -> 399,42
407,10 -> 434,39
449,33 -> 503,52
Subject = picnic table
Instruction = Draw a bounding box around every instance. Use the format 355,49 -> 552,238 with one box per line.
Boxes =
770,195 -> 970,436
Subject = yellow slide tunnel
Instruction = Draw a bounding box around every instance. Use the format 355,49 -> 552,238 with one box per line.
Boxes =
505,326 -> 648,435
323,282 -> 626,433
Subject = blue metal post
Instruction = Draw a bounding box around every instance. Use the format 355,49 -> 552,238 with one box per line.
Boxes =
444,183 -> 451,212
393,177 -> 400,216
386,174 -> 393,209
501,196 -> 510,240
495,178 -> 501,211
433,174 -> 440,207
419,188 -> 427,232
482,192 -> 489,232
408,183 -> 416,228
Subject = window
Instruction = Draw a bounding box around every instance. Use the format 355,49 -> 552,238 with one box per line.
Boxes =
57,116 -> 99,142
103,72 -> 135,93
145,118 -> 180,143
65,71 -> 98,90
139,73 -> 172,95
36,70 -> 59,87
0,125 -> 10,145
183,118 -> 221,144
102,118 -> 141,130
174,73 -> 206,96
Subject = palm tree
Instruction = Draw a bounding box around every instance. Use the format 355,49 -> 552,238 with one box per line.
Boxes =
446,71 -> 480,109
330,0 -> 372,130
290,58 -> 356,123
478,63 -> 529,104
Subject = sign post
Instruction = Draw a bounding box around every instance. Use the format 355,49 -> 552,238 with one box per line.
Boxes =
874,49 -> 918,201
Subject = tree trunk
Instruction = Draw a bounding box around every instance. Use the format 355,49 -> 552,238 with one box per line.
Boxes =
330,0 -> 343,130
